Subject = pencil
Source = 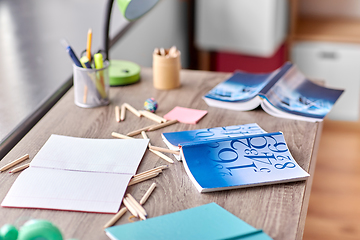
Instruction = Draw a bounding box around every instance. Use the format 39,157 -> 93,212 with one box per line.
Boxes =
140,130 -> 174,164
168,46 -> 177,58
115,106 -> 120,122
103,207 -> 127,229
141,131 -> 149,140
149,149 -> 174,163
128,172 -> 160,186
83,85 -> 88,104
127,124 -> 157,137
0,154 -> 29,172
132,171 -> 162,183
9,163 -> 30,174
133,169 -> 163,179
134,165 -> 168,178
154,48 -> 160,55
120,104 -> 126,121
112,132 -> 134,139
126,194 -> 147,217
140,183 -> 157,205
138,110 -> 166,123
160,48 -> 166,56
147,119 -> 178,131
86,28 -> 92,62
125,196 -> 146,220
122,198 -> 138,218
149,145 -> 180,155
124,103 -> 142,118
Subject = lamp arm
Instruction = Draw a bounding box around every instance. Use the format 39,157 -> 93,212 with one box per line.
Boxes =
103,0 -> 136,61
103,0 -> 114,61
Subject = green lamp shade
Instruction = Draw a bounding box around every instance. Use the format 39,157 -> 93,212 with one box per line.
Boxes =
117,0 -> 159,21
109,60 -> 141,86
109,0 -> 158,86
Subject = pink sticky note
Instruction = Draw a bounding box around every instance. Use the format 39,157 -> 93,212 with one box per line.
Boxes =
164,106 -> 208,124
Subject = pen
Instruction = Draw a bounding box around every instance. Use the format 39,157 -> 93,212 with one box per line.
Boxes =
60,39 -> 82,67
86,28 -> 92,62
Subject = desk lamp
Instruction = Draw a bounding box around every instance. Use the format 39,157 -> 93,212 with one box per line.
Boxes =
104,0 -> 159,86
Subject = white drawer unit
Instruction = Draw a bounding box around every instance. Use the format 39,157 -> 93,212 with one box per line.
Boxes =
291,41 -> 360,121
195,0 -> 288,57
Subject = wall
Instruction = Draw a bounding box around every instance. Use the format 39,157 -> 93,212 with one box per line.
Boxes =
299,0 -> 360,18
110,0 -> 189,68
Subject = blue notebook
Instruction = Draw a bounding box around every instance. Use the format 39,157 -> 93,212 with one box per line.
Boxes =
105,203 -> 273,240
162,123 -> 266,161
180,131 -> 309,192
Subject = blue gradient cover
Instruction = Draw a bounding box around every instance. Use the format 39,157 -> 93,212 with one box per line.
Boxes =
162,123 -> 266,147
181,132 -> 309,192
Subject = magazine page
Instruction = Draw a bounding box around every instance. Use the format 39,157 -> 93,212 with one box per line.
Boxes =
181,132 -> 309,193
260,66 -> 344,120
204,71 -> 275,103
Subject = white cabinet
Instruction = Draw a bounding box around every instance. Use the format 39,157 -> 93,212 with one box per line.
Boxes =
195,0 -> 288,57
291,41 -> 360,121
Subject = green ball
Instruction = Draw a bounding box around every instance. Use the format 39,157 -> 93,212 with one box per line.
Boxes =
0,224 -> 18,240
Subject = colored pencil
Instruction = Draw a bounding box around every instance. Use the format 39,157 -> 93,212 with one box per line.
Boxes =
0,154 -> 29,172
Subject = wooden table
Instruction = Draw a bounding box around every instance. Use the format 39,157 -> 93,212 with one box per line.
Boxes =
0,68 -> 322,240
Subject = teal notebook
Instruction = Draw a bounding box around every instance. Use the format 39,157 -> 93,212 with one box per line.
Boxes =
105,203 -> 272,240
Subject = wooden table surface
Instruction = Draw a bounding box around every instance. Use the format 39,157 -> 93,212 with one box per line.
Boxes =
0,68 -> 322,240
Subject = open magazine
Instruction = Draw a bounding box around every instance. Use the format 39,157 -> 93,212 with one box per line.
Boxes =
203,62 -> 344,122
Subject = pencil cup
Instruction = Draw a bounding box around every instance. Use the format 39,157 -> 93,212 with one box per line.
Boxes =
153,49 -> 181,90
73,61 -> 110,108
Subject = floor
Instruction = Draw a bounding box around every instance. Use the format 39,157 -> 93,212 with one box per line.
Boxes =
303,120 -> 360,240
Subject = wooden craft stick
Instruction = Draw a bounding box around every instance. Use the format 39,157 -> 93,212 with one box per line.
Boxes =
123,198 -> 138,218
149,149 -> 174,163
147,119 -> 178,132
126,194 -> 147,217
149,145 -> 180,155
103,207 -> 127,229
83,85 -> 88,104
127,124 -> 157,137
0,154 -> 29,172
120,104 -> 126,121
115,106 -> 120,122
138,110 -> 166,123
9,163 -> 30,173
128,172 -> 160,186
124,103 -> 142,118
140,183 -> 157,205
112,132 -> 134,139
